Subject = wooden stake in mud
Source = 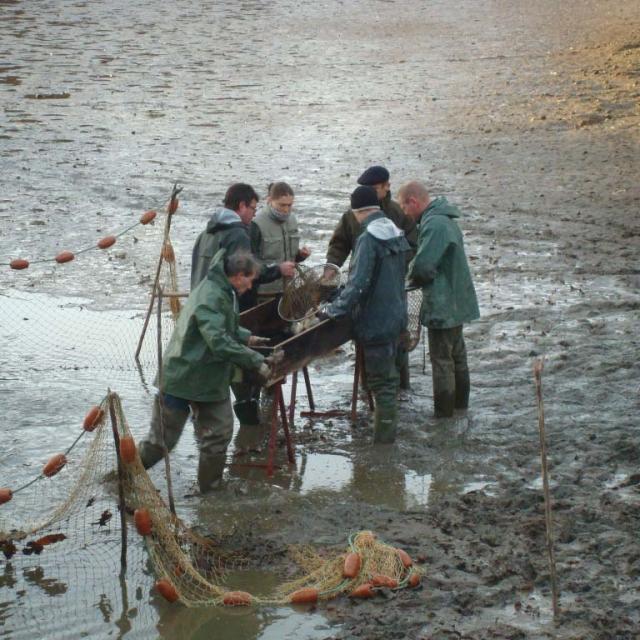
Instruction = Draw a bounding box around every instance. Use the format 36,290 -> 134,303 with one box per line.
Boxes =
135,182 -> 182,360
156,287 -> 177,517
107,390 -> 128,577
533,359 -> 560,621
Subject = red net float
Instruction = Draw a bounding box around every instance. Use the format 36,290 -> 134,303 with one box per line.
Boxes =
396,548 -> 413,568
83,406 -> 104,432
34,533 -> 66,546
55,251 -> 74,264
43,453 -> 67,477
343,552 -> 362,579
289,587 -> 319,604
119,436 -> 136,464
223,591 -> 252,606
155,579 -> 179,603
371,574 -> 398,589
97,235 -> 116,249
134,508 -> 153,536
168,199 -> 179,215
10,259 -> 29,270
349,583 -> 376,598
140,210 -> 157,225
0,488 -> 12,505
408,572 -> 421,588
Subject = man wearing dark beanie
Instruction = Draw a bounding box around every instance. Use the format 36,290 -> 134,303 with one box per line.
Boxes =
318,186 -> 411,444
325,166 -> 417,391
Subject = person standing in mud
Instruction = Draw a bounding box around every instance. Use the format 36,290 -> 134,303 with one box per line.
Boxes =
397,181 -> 479,418
191,182 -> 296,311
138,251 -> 275,492
318,186 -> 411,443
325,165 -> 417,390
250,181 -> 311,298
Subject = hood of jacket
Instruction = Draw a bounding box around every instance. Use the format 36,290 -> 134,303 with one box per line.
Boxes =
421,196 -> 460,222
206,207 -> 245,234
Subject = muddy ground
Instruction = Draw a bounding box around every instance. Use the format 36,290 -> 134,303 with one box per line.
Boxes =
1,0 -> 639,639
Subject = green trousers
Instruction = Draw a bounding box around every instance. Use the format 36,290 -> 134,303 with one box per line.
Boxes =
138,393 -> 234,492
427,325 -> 470,417
363,341 -> 400,444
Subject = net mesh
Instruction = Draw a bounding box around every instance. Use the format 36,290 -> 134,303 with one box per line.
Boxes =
406,287 -> 423,352
278,263 -> 341,322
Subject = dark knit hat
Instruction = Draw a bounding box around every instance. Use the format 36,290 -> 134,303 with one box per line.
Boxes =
350,186 -> 379,212
357,165 -> 390,186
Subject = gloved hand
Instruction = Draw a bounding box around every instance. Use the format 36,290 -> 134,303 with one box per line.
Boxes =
265,349 -> 285,367
256,362 -> 272,384
248,335 -> 270,347
316,305 -> 331,321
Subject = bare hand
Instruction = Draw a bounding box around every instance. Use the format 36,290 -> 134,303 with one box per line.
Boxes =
248,335 -> 271,346
279,261 -> 296,277
298,246 -> 311,260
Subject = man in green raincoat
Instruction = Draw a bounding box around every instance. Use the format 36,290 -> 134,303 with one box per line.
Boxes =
319,186 -> 411,444
138,250 -> 274,492
398,181 -> 479,418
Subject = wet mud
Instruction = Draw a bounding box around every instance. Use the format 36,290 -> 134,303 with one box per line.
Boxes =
1,0 -> 640,639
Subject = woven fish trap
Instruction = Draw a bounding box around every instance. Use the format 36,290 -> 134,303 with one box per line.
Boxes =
278,263 -> 341,322
406,286 -> 423,352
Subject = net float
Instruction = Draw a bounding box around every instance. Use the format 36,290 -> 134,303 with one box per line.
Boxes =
349,583 -> 376,598
396,548 -> 413,568
223,591 -> 252,606
343,552 -> 362,579
168,199 -> 179,215
10,259 -> 29,270
289,587 -> 319,604
140,210 -> 157,225
97,235 -> 116,249
408,572 -> 421,588
162,243 -> 175,262
83,406 -> 104,432
43,453 -> 67,477
155,579 -> 179,603
134,508 -> 153,536
0,488 -> 12,505
55,251 -> 74,264
119,436 -> 136,464
371,574 -> 398,589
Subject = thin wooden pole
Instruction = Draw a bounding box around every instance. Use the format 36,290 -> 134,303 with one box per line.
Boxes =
302,366 -> 315,411
278,384 -> 295,464
289,370 -> 298,427
135,183 -> 181,360
108,391 -> 128,577
533,359 -> 560,621
156,287 -> 176,516
351,345 -> 360,423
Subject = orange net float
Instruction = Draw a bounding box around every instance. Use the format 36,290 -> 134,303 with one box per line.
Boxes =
97,235 -> 116,249
0,488 -> 13,505
161,243 -> 175,262
83,406 -> 104,432
167,198 -> 179,215
10,258 -> 29,270
408,572 -> 421,588
155,579 -> 179,603
55,251 -> 75,264
222,591 -> 252,606
343,552 -> 362,579
349,583 -> 376,599
396,548 -> 413,568
140,210 -> 157,225
289,587 -> 319,604
371,574 -> 398,589
119,436 -> 136,464
134,508 -> 153,536
43,453 -> 67,477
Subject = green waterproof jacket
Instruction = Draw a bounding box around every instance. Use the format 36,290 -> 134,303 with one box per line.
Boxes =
325,211 -> 410,344
325,192 -> 417,268
409,197 -> 479,329
161,250 -> 264,402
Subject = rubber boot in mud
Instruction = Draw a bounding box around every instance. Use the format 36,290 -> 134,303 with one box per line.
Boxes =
373,404 -> 397,444
198,453 -> 226,493
399,359 -> 411,391
434,391 -> 455,418
454,370 -> 470,409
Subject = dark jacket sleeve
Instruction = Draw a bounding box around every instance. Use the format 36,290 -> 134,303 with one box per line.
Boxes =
409,218 -> 452,286
325,211 -> 356,268
325,235 -> 376,318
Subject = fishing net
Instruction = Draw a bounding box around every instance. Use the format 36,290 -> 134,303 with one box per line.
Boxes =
405,286 -> 423,352
277,263 -> 341,322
